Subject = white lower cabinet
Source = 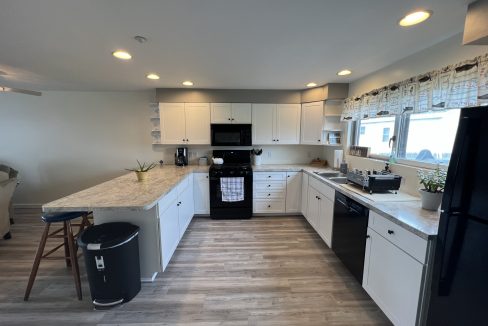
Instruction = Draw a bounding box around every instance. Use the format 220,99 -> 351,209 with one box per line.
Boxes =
253,172 -> 287,213
306,177 -> 334,247
158,175 -> 195,271
363,211 -> 429,326
301,172 -> 309,218
285,172 -> 302,213
193,173 -> 210,214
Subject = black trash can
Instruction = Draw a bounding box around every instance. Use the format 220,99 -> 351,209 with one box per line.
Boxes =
78,222 -> 141,308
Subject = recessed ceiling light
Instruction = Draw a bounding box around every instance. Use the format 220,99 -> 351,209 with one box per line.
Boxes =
182,81 -> 194,86
306,82 -> 317,88
112,50 -> 132,60
337,69 -> 352,76
399,10 -> 432,27
146,73 -> 160,80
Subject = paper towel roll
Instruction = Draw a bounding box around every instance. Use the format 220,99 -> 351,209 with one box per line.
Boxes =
333,150 -> 343,169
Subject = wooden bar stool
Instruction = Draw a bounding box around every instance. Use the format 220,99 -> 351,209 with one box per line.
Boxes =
24,211 -> 92,301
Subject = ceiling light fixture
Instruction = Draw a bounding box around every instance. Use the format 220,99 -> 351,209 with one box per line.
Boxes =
112,50 -> 132,60
337,69 -> 352,76
399,10 -> 432,27
146,73 -> 160,80
134,35 -> 148,44
306,82 -> 317,88
182,81 -> 194,86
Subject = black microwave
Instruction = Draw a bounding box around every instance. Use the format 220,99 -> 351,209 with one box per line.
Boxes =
211,124 -> 252,146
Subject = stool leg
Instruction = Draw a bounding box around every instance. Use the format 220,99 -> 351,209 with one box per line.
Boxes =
66,220 -> 82,300
24,223 -> 50,301
63,222 -> 71,268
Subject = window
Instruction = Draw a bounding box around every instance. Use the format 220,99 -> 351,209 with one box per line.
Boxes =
357,116 -> 396,157
355,109 -> 461,166
398,110 -> 461,165
382,128 -> 390,142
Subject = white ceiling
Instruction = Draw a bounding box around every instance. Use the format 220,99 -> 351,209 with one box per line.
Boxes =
0,0 -> 470,91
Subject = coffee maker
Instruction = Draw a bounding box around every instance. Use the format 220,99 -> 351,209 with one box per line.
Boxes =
175,147 -> 188,166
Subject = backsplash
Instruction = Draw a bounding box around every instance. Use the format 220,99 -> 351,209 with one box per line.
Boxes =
152,145 -> 325,165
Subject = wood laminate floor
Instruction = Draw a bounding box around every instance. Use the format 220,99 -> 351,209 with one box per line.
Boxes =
0,209 -> 391,326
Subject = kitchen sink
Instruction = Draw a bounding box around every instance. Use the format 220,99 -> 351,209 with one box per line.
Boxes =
314,172 -> 346,178
328,176 -> 348,184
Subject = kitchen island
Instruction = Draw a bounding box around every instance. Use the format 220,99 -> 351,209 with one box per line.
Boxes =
43,164 -> 440,287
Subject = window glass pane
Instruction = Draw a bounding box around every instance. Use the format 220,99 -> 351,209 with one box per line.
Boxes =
401,109 -> 460,165
358,116 -> 396,156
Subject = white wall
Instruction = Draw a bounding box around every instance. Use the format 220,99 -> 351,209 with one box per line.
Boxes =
0,91 -> 325,205
350,33 -> 488,97
345,33 -> 488,196
0,91 -> 160,205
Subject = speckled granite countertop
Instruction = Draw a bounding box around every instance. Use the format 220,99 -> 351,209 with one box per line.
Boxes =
43,164 -> 439,239
42,165 -> 209,213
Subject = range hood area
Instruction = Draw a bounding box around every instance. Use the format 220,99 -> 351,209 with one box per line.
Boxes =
463,0 -> 488,45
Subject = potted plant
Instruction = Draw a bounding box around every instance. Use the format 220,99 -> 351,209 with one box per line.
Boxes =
126,160 -> 157,182
417,167 -> 447,211
251,149 -> 263,166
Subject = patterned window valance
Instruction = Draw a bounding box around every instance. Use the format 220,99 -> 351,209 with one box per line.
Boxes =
342,53 -> 488,121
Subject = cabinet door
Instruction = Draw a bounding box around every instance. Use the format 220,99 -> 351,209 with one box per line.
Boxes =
185,103 -> 211,144
285,172 -> 302,213
275,104 -> 301,144
159,199 -> 180,271
193,173 -> 209,214
301,101 -> 324,145
178,183 -> 194,239
363,229 -> 424,326
160,103 -> 186,144
211,103 -> 232,124
317,196 -> 334,247
231,103 -> 252,124
307,187 -> 319,228
301,173 -> 309,217
252,104 -> 275,144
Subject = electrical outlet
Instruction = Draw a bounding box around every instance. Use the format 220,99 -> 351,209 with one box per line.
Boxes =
267,151 -> 272,158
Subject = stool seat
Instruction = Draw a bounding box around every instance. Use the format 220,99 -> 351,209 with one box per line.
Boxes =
41,211 -> 89,223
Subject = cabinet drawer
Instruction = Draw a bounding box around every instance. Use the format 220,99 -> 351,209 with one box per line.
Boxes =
253,199 -> 286,213
369,211 -> 428,263
254,181 -> 286,191
253,172 -> 286,181
254,190 -> 286,199
309,176 -> 335,201
177,174 -> 191,194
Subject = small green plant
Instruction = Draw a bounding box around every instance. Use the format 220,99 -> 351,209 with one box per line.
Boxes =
126,160 -> 157,172
251,148 -> 263,156
418,167 -> 447,193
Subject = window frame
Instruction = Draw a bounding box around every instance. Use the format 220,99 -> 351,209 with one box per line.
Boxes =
353,112 -> 453,169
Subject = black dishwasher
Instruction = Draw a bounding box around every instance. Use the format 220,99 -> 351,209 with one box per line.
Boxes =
332,191 -> 369,284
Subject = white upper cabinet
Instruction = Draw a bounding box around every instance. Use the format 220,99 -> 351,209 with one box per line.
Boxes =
252,103 -> 301,145
301,101 -> 325,145
160,103 -> 210,145
210,103 -> 232,123
211,103 -> 252,124
231,103 -> 252,124
275,104 -> 301,144
185,103 -> 211,144
252,104 -> 275,144
160,103 -> 186,145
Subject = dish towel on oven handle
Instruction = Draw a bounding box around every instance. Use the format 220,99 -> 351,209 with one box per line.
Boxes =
220,177 -> 244,202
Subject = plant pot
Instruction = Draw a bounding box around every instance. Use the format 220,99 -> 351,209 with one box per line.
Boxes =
419,189 -> 443,211
135,171 -> 149,182
253,155 -> 262,166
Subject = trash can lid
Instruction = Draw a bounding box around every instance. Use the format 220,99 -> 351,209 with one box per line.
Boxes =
78,222 -> 139,250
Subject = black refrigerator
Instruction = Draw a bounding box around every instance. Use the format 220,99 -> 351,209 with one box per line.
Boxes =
426,107 -> 488,325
